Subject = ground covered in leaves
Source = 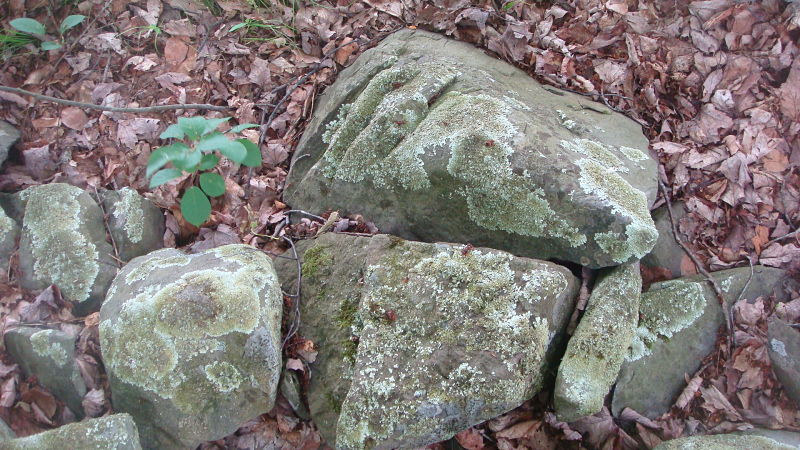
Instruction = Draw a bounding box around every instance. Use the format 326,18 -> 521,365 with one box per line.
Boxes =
0,0 -> 799,448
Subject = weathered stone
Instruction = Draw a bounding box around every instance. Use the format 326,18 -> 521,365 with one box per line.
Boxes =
274,233 -> 579,449
0,206 -> 19,271
17,184 -> 117,316
97,188 -> 165,262
554,262 -> 641,422
653,433 -> 794,449
0,121 -> 20,167
641,203 -> 688,278
612,266 -> 786,418
0,418 -> 15,442
100,245 -> 282,449
0,193 -> 25,224
0,413 -> 142,450
280,369 -> 310,420
767,317 -> 800,404
736,429 -> 800,447
4,327 -> 86,417
284,29 -> 658,269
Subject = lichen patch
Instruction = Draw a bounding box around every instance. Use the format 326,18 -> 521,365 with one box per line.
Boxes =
30,330 -> 71,366
112,188 -> 145,243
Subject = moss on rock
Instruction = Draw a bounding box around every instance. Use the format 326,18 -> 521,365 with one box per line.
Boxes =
653,433 -> 794,450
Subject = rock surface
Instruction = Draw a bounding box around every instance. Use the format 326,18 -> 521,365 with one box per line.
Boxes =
0,418 -> 14,442
17,184 -> 117,315
736,429 -> 800,447
4,327 -> 86,417
98,188 -> 165,262
767,317 -> 800,404
274,233 -> 579,449
653,433 -> 794,449
100,244 -> 283,449
0,121 -> 19,167
284,29 -> 658,268
554,262 -> 641,422
0,413 -> 142,449
0,205 -> 19,271
612,266 -> 786,418
641,203 -> 688,279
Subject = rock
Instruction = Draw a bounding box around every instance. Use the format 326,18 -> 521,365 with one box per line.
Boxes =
97,188 -> 165,262
641,203 -> 688,278
100,245 -> 283,449
3,327 -> 86,417
274,233 -> 579,449
736,429 -> 800,448
284,29 -> 658,269
767,317 -> 800,404
612,266 -> 786,418
0,417 -> 15,442
653,433 -> 794,449
17,184 -> 117,316
0,193 -> 25,224
0,413 -> 142,449
554,262 -> 641,422
280,369 -> 310,420
0,121 -> 20,167
0,205 -> 19,271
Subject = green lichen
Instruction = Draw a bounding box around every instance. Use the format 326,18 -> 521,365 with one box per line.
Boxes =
30,330 -> 70,367
112,188 -> 145,244
2,413 -> 141,449
204,361 -> 244,393
619,146 -> 649,162
302,245 -> 334,279
0,208 -> 13,236
124,252 -> 190,285
654,434 -> 794,450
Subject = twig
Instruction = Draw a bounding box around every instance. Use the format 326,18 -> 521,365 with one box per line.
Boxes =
92,186 -> 122,267
766,228 -> 799,246
567,266 -> 593,335
0,85 -> 229,112
279,233 -> 303,349
286,209 -> 326,223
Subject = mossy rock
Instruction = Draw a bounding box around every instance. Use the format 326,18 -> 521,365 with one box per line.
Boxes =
0,120 -> 19,167
0,413 -> 142,450
0,205 -> 19,272
554,262 -> 641,422
4,327 -> 86,417
99,244 -> 283,449
97,187 -> 165,262
274,233 -> 579,449
653,433 -> 795,450
17,184 -> 117,316
284,29 -> 658,268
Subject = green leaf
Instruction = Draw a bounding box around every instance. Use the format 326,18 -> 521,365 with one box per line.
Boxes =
159,123 -> 185,139
199,172 -> 226,197
502,1 -> 516,10
238,138 -> 262,167
229,123 -> 259,133
176,117 -> 229,140
229,22 -> 248,32
173,148 -> 202,171
10,18 -> 46,36
147,143 -> 190,177
59,15 -> 86,34
40,41 -> 62,50
198,154 -> 220,170
149,168 -> 183,188
196,133 -> 247,163
181,186 -> 211,227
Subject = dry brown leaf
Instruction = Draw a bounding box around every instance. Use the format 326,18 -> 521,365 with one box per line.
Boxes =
455,427 -> 485,450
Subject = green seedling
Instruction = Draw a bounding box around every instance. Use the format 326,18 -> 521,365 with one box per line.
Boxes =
10,15 -> 85,51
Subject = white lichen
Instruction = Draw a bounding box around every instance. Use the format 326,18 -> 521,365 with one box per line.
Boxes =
30,329 -> 71,366
112,188 -> 145,244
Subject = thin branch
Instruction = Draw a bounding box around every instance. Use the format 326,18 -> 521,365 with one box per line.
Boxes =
766,228 -> 799,246
0,85 -> 229,112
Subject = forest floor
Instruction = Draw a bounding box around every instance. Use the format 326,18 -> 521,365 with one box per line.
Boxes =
0,0 -> 799,448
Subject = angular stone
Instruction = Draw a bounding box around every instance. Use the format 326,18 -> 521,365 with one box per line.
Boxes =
17,184 -> 117,315
284,29 -> 658,269
274,233 -> 579,449
767,317 -> 800,404
100,245 -> 283,449
612,266 -> 786,418
97,188 -> 165,262
653,433 -> 794,449
554,262 -> 641,422
280,369 -> 310,420
4,327 -> 86,417
641,203 -> 687,279
0,206 -> 19,271
0,121 -> 20,167
0,413 -> 142,449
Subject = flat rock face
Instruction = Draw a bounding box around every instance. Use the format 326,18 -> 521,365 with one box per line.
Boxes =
0,413 -> 142,450
4,327 -> 86,417
98,187 -> 165,262
0,121 -> 20,167
284,29 -> 658,269
767,318 -> 800,404
17,184 -> 117,315
99,245 -> 282,449
0,206 -> 19,271
274,233 -> 579,449
653,433 -> 795,450
612,266 -> 786,418
641,203 -> 687,279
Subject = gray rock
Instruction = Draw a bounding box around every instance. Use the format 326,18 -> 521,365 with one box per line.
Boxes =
0,418 -> 15,442
3,327 -> 86,417
0,413 -> 142,450
736,429 -> 800,448
767,318 -> 800,404
641,203 -> 688,278
100,245 -> 283,449
280,369 -> 310,420
97,188 -> 165,262
653,433 -> 795,449
274,233 -> 579,449
0,193 -> 25,224
0,206 -> 19,272
612,265 -> 786,418
17,184 -> 117,316
555,262 -> 641,422
0,121 -> 20,167
284,29 -> 658,269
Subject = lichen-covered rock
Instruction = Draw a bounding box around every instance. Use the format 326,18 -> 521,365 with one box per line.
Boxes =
0,121 -> 20,167
653,433 -> 794,450
4,327 -> 86,417
97,188 -> 165,262
735,429 -> 800,447
17,184 -> 117,315
554,262 -> 641,422
100,244 -> 282,449
274,233 -> 579,449
612,266 -> 786,418
0,205 -> 19,271
641,202 -> 688,279
0,413 -> 142,450
284,29 -> 658,268
767,317 -> 800,404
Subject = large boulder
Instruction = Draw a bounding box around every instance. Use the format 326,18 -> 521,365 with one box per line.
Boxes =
767,317 -> 800,404
0,120 -> 19,167
0,413 -> 142,449
284,29 -> 658,269
554,262 -> 641,422
97,188 -> 165,262
274,233 -> 579,449
653,433 -> 794,449
99,245 -> 283,449
4,327 -> 86,417
0,205 -> 19,271
17,184 -> 117,315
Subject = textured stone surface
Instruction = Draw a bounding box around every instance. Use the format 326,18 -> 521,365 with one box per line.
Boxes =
0,414 -> 142,450
767,317 -> 800,404
98,188 -> 165,262
284,29 -> 658,268
653,433 -> 794,449
100,245 -> 282,449
0,417 -> 14,442
641,202 -> 687,279
0,205 -> 19,271
613,266 -> 786,418
4,327 -> 86,417
17,184 -> 117,315
274,233 -> 579,449
554,262 -> 641,422
0,121 -> 19,167
736,429 -> 800,447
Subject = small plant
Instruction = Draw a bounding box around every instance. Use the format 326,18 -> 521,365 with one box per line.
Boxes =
229,18 -> 297,47
147,117 -> 261,227
9,15 -> 85,51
